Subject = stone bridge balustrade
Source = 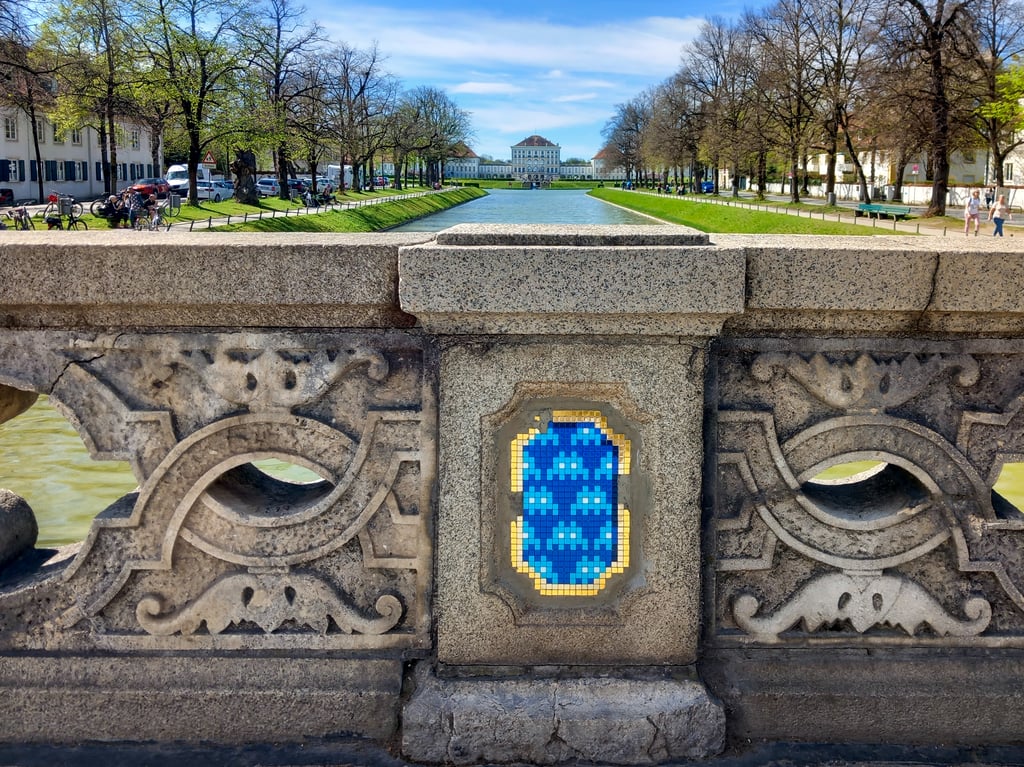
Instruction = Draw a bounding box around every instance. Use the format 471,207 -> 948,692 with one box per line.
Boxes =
0,228 -> 1024,764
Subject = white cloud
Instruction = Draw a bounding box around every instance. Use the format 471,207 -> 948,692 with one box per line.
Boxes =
310,4 -> 707,161
317,5 -> 702,80
451,82 -> 526,95
553,93 -> 599,103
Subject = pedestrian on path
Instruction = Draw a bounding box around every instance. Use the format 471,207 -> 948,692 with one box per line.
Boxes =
964,189 -> 982,235
989,194 -> 1011,237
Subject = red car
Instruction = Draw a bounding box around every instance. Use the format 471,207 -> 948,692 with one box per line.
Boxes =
130,177 -> 170,198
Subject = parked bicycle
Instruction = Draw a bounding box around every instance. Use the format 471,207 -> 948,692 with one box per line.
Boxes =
44,206 -> 88,230
41,191 -> 83,220
6,205 -> 33,230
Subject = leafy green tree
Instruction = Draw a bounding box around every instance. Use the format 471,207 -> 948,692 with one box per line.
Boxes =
37,0 -> 133,195
131,0 -> 250,204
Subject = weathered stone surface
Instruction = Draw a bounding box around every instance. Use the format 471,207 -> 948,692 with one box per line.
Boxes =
435,340 -> 704,666
0,656 -> 403,742
0,489 -> 37,569
433,223 -> 710,246
0,330 -> 435,654
715,234 -> 1024,335
0,232 -> 432,328
402,667 -> 726,765
399,226 -> 744,335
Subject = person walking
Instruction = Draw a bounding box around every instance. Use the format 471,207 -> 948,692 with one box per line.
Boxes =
989,194 -> 1011,237
964,189 -> 982,235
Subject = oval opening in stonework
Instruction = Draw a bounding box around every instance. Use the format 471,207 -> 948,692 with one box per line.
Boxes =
802,462 -> 930,525
202,461 -> 336,522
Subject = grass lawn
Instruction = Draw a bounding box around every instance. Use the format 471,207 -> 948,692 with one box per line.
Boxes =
76,185 -> 440,229
590,188 -> 898,235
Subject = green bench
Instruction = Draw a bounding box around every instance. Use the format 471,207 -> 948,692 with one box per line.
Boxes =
856,202 -> 912,220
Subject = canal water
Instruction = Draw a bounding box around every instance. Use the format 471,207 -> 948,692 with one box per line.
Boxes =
392,187 -> 657,230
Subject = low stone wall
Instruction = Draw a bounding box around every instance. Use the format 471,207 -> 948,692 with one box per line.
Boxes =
2,226 -> 1024,764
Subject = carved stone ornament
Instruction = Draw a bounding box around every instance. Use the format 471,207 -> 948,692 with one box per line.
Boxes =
712,345 -> 1024,646
751,352 -> 980,412
136,570 -> 402,636
0,331 -> 433,652
733,572 -> 991,642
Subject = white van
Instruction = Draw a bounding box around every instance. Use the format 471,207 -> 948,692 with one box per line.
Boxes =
165,164 -> 215,194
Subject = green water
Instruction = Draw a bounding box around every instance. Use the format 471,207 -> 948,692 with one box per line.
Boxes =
3,398 -> 1024,548
0,396 -> 138,546
0,396 -> 320,547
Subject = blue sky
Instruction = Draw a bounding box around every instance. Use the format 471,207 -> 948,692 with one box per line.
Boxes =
313,2 -> 748,162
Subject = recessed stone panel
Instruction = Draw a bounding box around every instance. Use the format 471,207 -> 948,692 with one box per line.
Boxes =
436,340 -> 704,666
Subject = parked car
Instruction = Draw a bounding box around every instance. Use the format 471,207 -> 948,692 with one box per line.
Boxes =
130,177 -> 171,199
286,178 -> 307,195
0,188 -> 13,206
195,180 -> 233,202
700,181 -> 715,193
256,177 -> 281,197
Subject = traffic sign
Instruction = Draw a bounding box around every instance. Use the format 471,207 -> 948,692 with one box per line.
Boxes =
202,151 -> 216,166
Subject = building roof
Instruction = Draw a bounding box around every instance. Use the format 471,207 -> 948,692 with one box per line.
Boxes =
514,135 -> 558,147
449,142 -> 478,159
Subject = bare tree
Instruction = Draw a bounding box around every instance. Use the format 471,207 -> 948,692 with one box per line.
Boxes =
806,0 -> 883,202
326,43 -> 397,191
746,0 -> 824,202
882,0 -> 977,215
390,86 -> 470,188
684,17 -> 754,196
602,94 -> 652,184
240,0 -> 323,200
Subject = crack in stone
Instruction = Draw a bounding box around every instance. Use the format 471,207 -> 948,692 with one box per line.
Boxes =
915,253 -> 941,330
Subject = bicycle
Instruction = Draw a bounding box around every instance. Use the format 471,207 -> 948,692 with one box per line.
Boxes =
6,205 -> 34,230
44,208 -> 88,230
161,193 -> 181,218
133,206 -> 165,231
41,192 -> 83,220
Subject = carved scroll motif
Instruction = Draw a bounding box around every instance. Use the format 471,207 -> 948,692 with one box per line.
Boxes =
712,344 -> 1024,646
136,571 -> 402,636
733,572 -> 991,641
751,352 -> 980,412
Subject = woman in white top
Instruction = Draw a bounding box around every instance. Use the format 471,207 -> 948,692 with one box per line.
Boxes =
989,194 -> 1011,237
964,189 -> 981,235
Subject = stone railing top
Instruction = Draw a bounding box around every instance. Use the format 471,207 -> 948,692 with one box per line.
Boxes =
0,232 -> 433,329
433,223 -> 710,247
3,229 -> 1024,336
400,226 -> 742,336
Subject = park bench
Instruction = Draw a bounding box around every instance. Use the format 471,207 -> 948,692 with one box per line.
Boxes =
856,202 -> 912,220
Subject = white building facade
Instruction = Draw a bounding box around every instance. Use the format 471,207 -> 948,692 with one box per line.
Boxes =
0,110 -> 158,202
511,135 -> 561,183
